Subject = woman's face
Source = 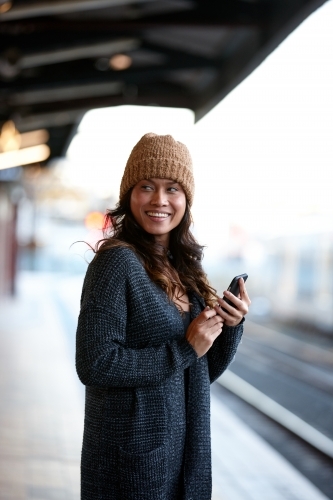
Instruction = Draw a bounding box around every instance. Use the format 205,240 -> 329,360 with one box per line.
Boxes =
130,178 -> 187,246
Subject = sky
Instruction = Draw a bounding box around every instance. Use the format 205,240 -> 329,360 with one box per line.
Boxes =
65,0 -> 333,256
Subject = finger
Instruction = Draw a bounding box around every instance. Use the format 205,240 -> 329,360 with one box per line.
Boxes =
210,326 -> 223,341
217,299 -> 243,321
200,308 -> 217,321
222,291 -> 245,311
208,319 -> 223,332
210,314 -> 224,327
215,300 -> 243,321
214,305 -> 227,319
203,316 -> 223,331
238,277 -> 245,298
240,285 -> 251,305
217,294 -> 238,311
223,310 -> 243,324
238,278 -> 250,301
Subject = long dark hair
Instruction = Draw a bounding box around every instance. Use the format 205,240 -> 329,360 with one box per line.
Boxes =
94,189 -> 218,308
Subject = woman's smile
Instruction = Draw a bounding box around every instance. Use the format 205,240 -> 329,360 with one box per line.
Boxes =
145,211 -> 170,221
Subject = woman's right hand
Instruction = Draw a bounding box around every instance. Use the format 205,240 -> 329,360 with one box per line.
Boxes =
186,307 -> 224,358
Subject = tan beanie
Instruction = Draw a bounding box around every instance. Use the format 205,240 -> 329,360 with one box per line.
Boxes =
119,133 -> 195,206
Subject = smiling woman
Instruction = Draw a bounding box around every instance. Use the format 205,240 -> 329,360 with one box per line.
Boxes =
75,132 -> 250,500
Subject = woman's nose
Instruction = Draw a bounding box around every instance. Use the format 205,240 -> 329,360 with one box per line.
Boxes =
151,189 -> 167,205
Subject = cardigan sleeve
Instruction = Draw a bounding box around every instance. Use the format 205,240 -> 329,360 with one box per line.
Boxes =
75,248 -> 198,388
206,319 -> 244,383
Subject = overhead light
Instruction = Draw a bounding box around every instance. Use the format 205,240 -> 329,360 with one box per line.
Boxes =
0,1 -> 12,14
109,54 -> 132,71
0,144 -> 50,170
0,121 -> 50,170
0,120 -> 21,152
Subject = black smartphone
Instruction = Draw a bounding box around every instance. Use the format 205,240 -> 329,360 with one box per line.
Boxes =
222,273 -> 248,308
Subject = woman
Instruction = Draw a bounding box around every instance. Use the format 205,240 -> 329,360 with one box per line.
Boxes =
76,133 -> 250,500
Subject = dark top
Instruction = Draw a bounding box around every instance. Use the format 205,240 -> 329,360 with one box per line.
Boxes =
181,310 -> 191,331
76,246 -> 244,500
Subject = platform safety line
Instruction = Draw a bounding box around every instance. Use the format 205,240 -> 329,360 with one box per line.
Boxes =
217,370 -> 333,459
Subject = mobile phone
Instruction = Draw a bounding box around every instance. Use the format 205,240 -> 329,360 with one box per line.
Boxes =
222,273 -> 248,308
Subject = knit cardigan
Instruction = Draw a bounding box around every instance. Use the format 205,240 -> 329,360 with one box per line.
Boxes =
76,246 -> 243,500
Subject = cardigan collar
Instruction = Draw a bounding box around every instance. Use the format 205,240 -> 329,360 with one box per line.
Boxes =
189,291 -> 205,321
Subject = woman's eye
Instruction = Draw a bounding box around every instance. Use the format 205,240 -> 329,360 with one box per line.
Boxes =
168,187 -> 178,193
141,185 -> 153,190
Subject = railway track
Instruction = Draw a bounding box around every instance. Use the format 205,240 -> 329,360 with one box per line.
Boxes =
214,319 -> 333,499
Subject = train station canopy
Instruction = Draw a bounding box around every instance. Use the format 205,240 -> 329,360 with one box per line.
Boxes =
0,0 -> 328,162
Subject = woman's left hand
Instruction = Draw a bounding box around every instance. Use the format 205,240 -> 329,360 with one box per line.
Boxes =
214,277 -> 251,327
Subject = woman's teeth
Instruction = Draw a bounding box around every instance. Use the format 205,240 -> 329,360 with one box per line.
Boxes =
146,212 -> 169,218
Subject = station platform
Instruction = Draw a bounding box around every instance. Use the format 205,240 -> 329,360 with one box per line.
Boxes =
0,271 -> 329,500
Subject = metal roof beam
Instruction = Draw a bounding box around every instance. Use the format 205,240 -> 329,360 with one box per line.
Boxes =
0,15 -> 261,35
9,84 -> 193,124
0,42 -> 216,91
17,39 -> 139,69
0,0 -> 158,21
16,109 -> 87,131
7,81 -> 124,105
0,61 -> 217,99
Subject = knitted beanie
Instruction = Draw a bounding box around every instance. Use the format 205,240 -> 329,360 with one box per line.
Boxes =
119,133 -> 194,206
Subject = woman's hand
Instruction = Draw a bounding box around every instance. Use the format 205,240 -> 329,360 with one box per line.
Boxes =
186,307 -> 224,358
214,277 -> 251,327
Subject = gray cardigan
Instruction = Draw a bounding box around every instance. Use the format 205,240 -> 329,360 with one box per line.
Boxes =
76,246 -> 243,500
